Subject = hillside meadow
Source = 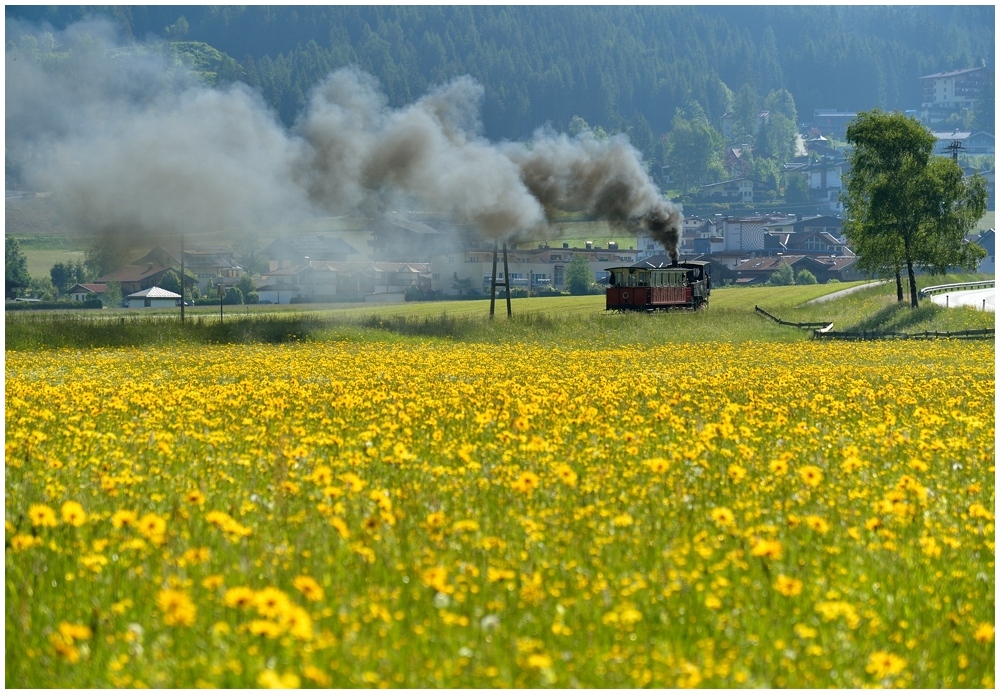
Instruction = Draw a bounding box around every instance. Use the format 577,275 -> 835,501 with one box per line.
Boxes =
5,281 -> 995,687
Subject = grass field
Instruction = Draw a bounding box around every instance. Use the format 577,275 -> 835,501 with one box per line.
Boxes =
5,270 -> 995,688
5,274 -> 993,351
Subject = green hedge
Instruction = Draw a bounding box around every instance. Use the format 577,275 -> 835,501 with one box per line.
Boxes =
4,299 -> 103,311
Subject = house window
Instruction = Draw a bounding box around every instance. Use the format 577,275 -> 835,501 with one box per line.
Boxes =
554,266 -> 564,285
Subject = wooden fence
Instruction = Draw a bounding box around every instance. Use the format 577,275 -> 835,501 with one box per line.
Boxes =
754,305 -> 995,341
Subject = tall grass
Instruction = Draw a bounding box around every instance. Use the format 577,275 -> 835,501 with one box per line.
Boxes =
6,275 -> 992,350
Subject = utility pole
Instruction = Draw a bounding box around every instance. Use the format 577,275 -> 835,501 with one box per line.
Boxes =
180,234 -> 185,322
488,239 -> 512,319
502,241 -> 512,318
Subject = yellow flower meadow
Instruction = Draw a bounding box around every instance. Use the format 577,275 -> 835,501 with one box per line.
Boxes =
4,338 -> 994,688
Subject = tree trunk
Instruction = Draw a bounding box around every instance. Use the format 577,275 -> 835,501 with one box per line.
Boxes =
895,270 -> 904,302
906,260 -> 919,308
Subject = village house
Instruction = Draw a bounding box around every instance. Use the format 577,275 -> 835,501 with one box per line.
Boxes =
920,65 -> 993,126
931,130 -> 995,158
429,244 -> 639,295
94,263 -> 192,296
262,260 -> 430,303
697,178 -> 759,204
732,254 -> 863,285
971,229 -> 995,274
265,235 -> 362,271
132,244 -> 246,295
67,283 -> 108,303
125,286 -> 182,308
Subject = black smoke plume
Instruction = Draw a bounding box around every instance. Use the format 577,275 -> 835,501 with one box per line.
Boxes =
7,20 -> 682,258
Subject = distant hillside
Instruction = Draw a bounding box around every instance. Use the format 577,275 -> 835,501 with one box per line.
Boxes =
7,5 -> 994,149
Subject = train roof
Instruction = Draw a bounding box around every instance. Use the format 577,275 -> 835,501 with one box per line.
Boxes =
605,255 -> 711,271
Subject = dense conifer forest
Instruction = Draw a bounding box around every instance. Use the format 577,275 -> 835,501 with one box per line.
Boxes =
8,6 -> 993,136
6,5 -> 994,198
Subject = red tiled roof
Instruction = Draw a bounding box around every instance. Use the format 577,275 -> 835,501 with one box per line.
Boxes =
96,264 -> 169,283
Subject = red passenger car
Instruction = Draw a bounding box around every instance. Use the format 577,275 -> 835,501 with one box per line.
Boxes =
605,257 -> 711,312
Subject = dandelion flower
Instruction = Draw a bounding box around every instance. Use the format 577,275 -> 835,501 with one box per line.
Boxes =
710,507 -> 735,528
750,538 -> 783,560
865,650 -> 906,679
156,589 -> 197,627
223,586 -> 256,609
28,504 -> 58,528
774,574 -> 803,597
293,575 -> 325,602
973,623 -> 994,643
799,465 -> 824,488
111,510 -> 138,529
60,501 -> 87,527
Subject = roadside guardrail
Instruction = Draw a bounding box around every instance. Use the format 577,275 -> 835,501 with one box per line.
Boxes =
918,280 -> 995,298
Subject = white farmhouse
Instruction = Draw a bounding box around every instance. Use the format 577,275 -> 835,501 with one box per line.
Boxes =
125,286 -> 181,308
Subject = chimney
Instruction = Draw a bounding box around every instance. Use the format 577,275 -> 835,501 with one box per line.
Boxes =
608,241 -> 618,250
563,243 -> 569,249
585,241 -> 593,250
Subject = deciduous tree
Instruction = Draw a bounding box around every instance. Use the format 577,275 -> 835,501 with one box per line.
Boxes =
6,238 -> 31,298
565,254 -> 593,295
843,109 -> 987,308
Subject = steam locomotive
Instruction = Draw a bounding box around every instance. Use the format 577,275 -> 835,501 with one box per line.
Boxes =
605,256 -> 711,311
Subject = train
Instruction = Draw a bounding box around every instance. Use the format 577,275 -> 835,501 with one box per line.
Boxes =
605,256 -> 711,312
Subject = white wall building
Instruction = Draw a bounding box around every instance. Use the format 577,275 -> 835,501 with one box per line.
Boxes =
125,286 -> 181,308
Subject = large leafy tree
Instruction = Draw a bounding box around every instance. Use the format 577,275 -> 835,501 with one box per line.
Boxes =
6,238 -> 32,298
843,109 -> 986,308
564,254 -> 593,295
664,106 -> 725,192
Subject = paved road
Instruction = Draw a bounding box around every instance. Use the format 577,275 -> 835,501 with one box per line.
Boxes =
805,281 -> 888,304
929,288 -> 995,312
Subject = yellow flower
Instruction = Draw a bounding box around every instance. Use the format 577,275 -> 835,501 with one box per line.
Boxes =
59,622 -> 93,642
293,575 -> 325,602
257,669 -> 300,689
554,463 -> 578,486
281,605 -> 314,640
156,589 -> 197,627
137,513 -> 167,543
865,650 -> 906,679
643,457 -> 670,473
973,623 -> 994,643
709,506 -> 735,528
526,653 -> 552,669
254,587 -> 293,619
750,538 -> 783,560
28,504 -> 58,528
804,515 -> 829,534
769,458 -> 789,475
799,465 -> 823,487
60,501 -> 87,527
223,586 -> 256,609
511,471 -> 540,494
421,566 -> 449,593
111,510 -> 138,529
793,623 -> 817,639
48,632 -> 80,663
774,574 -> 803,597
302,666 -> 331,687
201,575 -> 225,590
10,534 -> 43,551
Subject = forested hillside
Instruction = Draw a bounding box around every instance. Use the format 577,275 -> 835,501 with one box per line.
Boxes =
7,5 -> 994,149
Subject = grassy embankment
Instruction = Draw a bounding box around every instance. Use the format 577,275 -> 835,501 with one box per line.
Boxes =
5,273 -> 993,351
